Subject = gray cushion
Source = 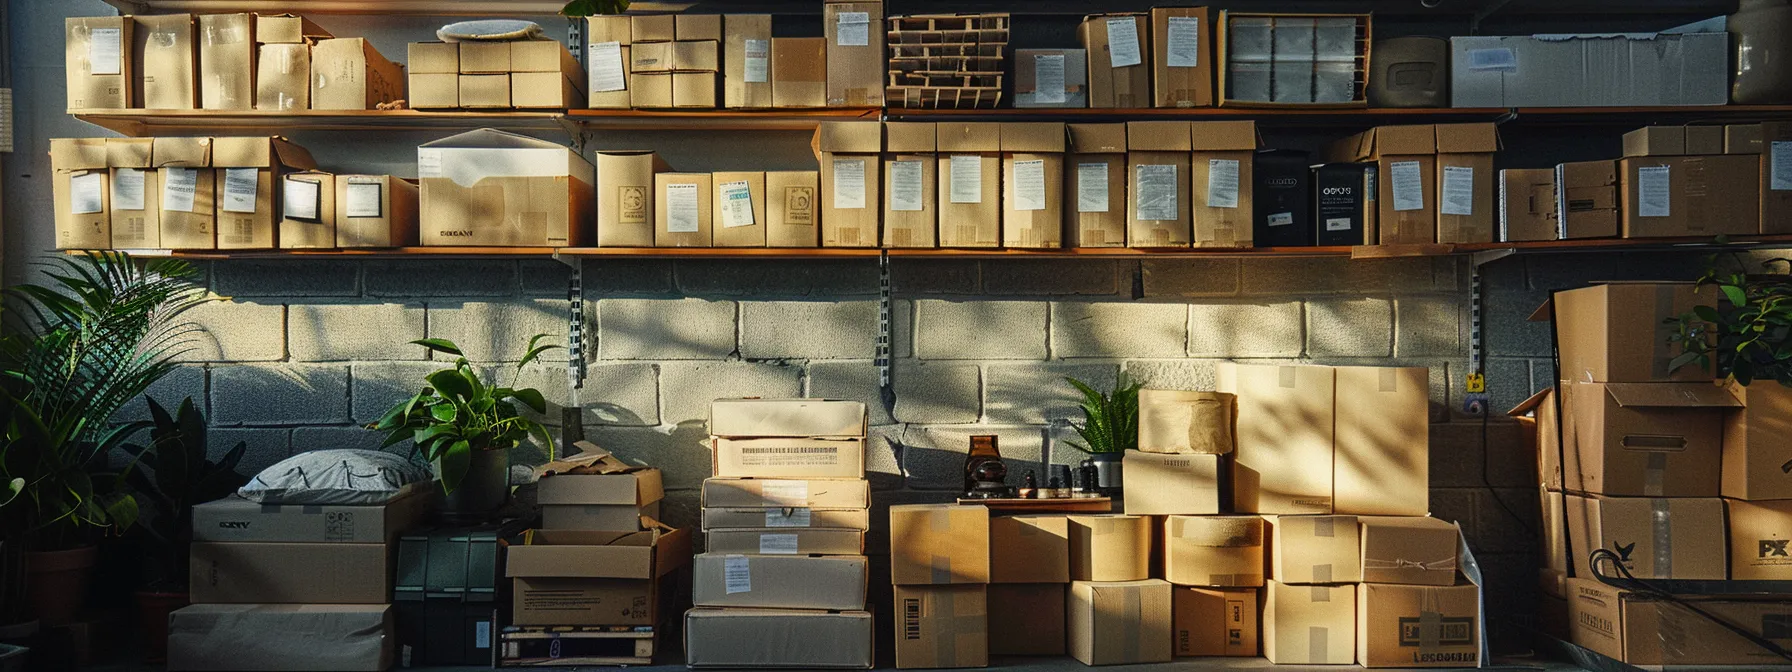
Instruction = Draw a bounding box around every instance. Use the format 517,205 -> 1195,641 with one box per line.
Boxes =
239,449 -> 433,505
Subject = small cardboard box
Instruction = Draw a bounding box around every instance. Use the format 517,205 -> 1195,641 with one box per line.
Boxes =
1686,125 -> 1724,155
1079,14 -> 1152,108
1622,126 -> 1685,157
671,41 -> 718,72
1726,500 -> 1792,580
1068,579 -> 1173,666
1724,381 -> 1792,500
1164,515 -> 1264,587
134,14 -> 196,110
1174,587 -> 1258,657
766,170 -> 820,246
212,136 -> 319,250
1140,389 -> 1234,455
989,515 -> 1069,584
335,175 -> 420,248
673,71 -> 717,108
1564,494 -> 1726,580
1334,366 -> 1429,516
1549,283 -> 1715,383
702,506 -> 871,531
192,492 -> 431,544
459,73 -> 510,109
711,437 -> 865,479
710,398 -> 868,438
67,16 -> 134,110
814,121 -> 883,247
894,584 -> 988,670
409,72 -> 458,109
51,138 -> 111,250
1726,123 -> 1763,154
537,455 -> 665,531
1067,123 -> 1128,247
512,40 -> 583,81
1218,363 -> 1335,514
197,14 -> 253,110
1567,381 -> 1737,497
190,541 -> 391,603
106,138 -> 160,248
418,129 -> 596,246
692,553 -> 868,610
1127,121 -> 1194,247
1269,514 -> 1362,584
1565,577 -> 1792,667
891,504 -> 989,585
458,41 -> 510,74
705,528 -> 864,556
595,150 -> 671,247
513,71 -> 584,109
1015,49 -> 1087,108
506,527 -> 692,626
254,43 -> 309,111
1499,168 -> 1556,242
587,42 -> 631,109
1435,123 -> 1498,244
1357,582 -> 1481,668
631,15 -> 675,42
772,37 -> 827,108
1069,514 -> 1151,582
676,14 -> 722,41
255,14 -> 329,45
168,604 -> 392,672
701,477 -> 869,509
711,171 -> 767,247
152,136 -> 215,249
936,122 -> 1002,248
1151,7 -> 1213,108
408,42 -> 459,74
883,121 -> 938,248
1620,154 -> 1761,238
989,584 -> 1065,656
1313,162 -> 1375,246
1555,160 -> 1619,239
312,38 -> 404,110
1761,122 -> 1792,234
1331,124 -> 1436,244
724,15 -> 772,109
1359,516 -> 1459,586
1263,580 -> 1356,665
685,609 -> 874,670
1122,451 -> 1221,515
1000,122 -> 1067,248
823,1 -> 885,107
277,171 -> 335,249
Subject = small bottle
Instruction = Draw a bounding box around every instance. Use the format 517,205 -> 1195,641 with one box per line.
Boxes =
1077,459 -> 1100,498
1019,470 -> 1038,499
1049,464 -> 1073,498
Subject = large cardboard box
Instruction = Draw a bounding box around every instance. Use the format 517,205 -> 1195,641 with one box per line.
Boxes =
153,136 -> 216,249
1080,14 -> 1152,108
712,437 -> 864,479
654,172 -> 713,247
815,121 -> 882,247
1163,515 -> 1263,587
1313,162 -> 1376,246
823,1 -> 884,107
1269,514 -> 1362,584
1564,494 -> 1725,580
1069,514 -> 1151,582
772,37 -> 827,108
1173,587 -> 1258,657
883,122 -> 938,248
1139,389 -> 1233,454
1015,49 -> 1088,108
1435,123 -> 1498,244
1263,580 -> 1355,665
701,478 -> 869,509
990,514 -> 1069,584
894,584 -> 988,669
1724,381 -> 1792,500
891,504 -> 989,585
335,175 -> 420,248
191,492 -> 430,544
254,43 -> 308,111
1727,500 -> 1792,580
1334,366 -> 1429,516
1121,451 -> 1221,515
507,527 -> 692,626
766,170 -> 820,247
1128,121 -> 1193,247
1620,154 -> 1760,238
1001,122 -> 1067,248
1191,121 -> 1257,247
211,136 -> 319,249
692,553 -> 867,610
68,16 -> 134,110
1555,160 -> 1619,239
106,138 -> 160,248
1067,123 -> 1128,246
197,14 -> 253,110
135,14 -> 196,110
1450,33 -> 1727,107
1151,7 -> 1213,108
277,171 -> 334,248
168,604 -> 392,672
1068,579 -> 1173,666
51,138 -> 111,250
1550,283 -> 1715,383
936,122 -> 1002,248
705,528 -> 864,555
1332,124 -> 1436,244
312,38 -> 404,110
1357,582 -> 1481,668
1499,168 -> 1555,242
418,129 -> 596,246
1217,363 -> 1335,514
1567,381 -> 1736,497
684,609 -> 874,669
702,506 -> 871,531
1764,122 -> 1792,234
989,584 -> 1065,656
537,465 -> 665,531
255,14 -> 330,44
1359,516 -> 1459,586
190,541 -> 390,603
1566,576 -> 1792,666
724,14 -> 772,109
710,398 -> 868,437
593,151 -> 670,247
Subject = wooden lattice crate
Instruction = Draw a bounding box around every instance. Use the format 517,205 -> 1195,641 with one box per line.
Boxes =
886,12 -> 1010,109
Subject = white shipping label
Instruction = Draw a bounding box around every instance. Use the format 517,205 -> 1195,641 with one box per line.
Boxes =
1077,162 -> 1110,213
591,41 -> 627,92
1440,165 -> 1475,216
1106,17 -> 1143,68
69,173 -> 105,215
89,28 -> 123,76
724,555 -> 751,594
1390,160 -> 1425,212
1325,216 -> 1351,232
1033,54 -> 1066,104
1638,165 -> 1672,217
417,148 -> 444,178
1268,212 -> 1294,227
1773,141 -> 1792,191
1205,159 -> 1240,209
760,480 -> 809,506
832,159 -> 867,209
282,178 -> 321,221
758,534 -> 800,555
1135,164 -> 1179,221
113,168 -> 145,211
1166,16 -> 1200,67
888,160 -> 924,212
836,12 -> 870,47
162,168 -> 198,213
345,178 -> 384,218
720,180 -> 755,228
765,508 -> 813,527
474,622 -> 490,649
744,39 -> 770,83
1466,47 -> 1518,72
949,155 -> 983,204
222,168 -> 259,214
665,183 -> 700,233
1013,159 -> 1047,211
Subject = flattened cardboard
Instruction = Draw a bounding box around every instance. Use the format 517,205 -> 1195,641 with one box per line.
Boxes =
1080,14 -> 1152,108
702,506 -> 870,531
766,171 -> 820,246
712,437 -> 865,479
1069,514 -> 1152,582
1551,283 -> 1715,383
814,121 -> 883,247
198,14 -> 253,110
711,171 -> 767,247
704,528 -> 864,555
1568,380 -> 1736,497
1269,514 -> 1362,584
1001,122 -> 1068,248
823,1 -> 885,107
684,609 -> 874,670
255,43 -> 309,111
335,175 -> 419,248
1121,451 -> 1221,515
189,541 -> 390,603
311,38 -> 404,110
1164,515 -> 1264,587
772,37 -> 827,108
989,583 -> 1066,656
152,136 -> 216,249
1151,7 -> 1214,108
135,14 -> 196,110
701,477 -> 869,509
277,171 -> 334,248
1128,121 -> 1194,247
1723,380 -> 1792,500
691,553 -> 868,610
418,128 -> 596,246
1620,155 -> 1761,238
1357,582 -> 1480,668
710,398 -> 869,438
1359,516 -> 1459,586
724,15 -> 773,109
1334,366 -> 1429,516
890,504 -> 990,585
883,122 -> 938,248
67,16 -> 134,110
168,604 -> 392,672
1566,577 -> 1792,667
1726,499 -> 1792,580
989,514 -> 1070,584
51,138 -> 111,250
594,151 -> 670,247
107,138 -> 161,248
1139,389 -> 1234,454
1068,579 -> 1173,666
1174,587 -> 1258,657
1499,168 -> 1556,242
1564,494 -> 1725,580
1263,580 -> 1356,665
894,584 -> 988,669
1217,363 -> 1335,514
1067,123 -> 1129,247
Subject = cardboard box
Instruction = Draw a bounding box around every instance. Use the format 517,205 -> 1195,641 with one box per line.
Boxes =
457,41 -> 509,74
1334,366 -> 1429,516
1499,168 -> 1556,242
1263,580 -> 1355,665
1564,494 -> 1725,580
1566,576 -> 1792,666
168,604 -> 392,672
1359,516 -> 1458,586
935,122 -> 1002,247
418,129 -> 596,246
1122,451 -> 1221,515
587,41 -> 631,109
311,38 -> 403,110
1015,49 -> 1087,108
512,40 -> 583,82
1217,363 -> 1335,514
673,71 -> 717,108
408,42 -> 459,75
1151,8 -> 1213,108
1727,500 -> 1792,580
1569,379 -> 1738,497
1687,126 -> 1725,155
1269,514 -> 1362,584
593,151 -> 670,247
212,136 -> 318,249
1127,121 -> 1193,247
1219,13 -> 1370,107
254,43 -> 309,111
1190,121 -> 1257,247
823,1 -> 884,107
1550,282 -> 1715,383
722,15 -> 772,108
1357,582 -> 1480,668
670,41 -> 718,72
1080,14 -> 1152,108
676,14 -> 721,41
684,609 -> 874,670
895,584 -> 988,669
192,493 -> 431,544
458,73 -> 510,109
1763,122 -> 1792,234
335,175 -> 420,248
1164,515 -> 1264,587
710,171 -> 766,247
990,515 -> 1069,584
513,71 -> 584,109
766,170 -> 820,246
255,14 -> 330,45
1068,514 -> 1151,582
692,553 -> 867,610
135,14 -> 196,110
106,138 -> 160,248
68,16 -> 136,110
1724,381 -> 1792,500
702,506 -> 871,531
1000,122 -> 1066,248
1620,154 -> 1761,238
1174,587 -> 1258,657
712,437 -> 864,479
989,584 -> 1065,656
815,121 -> 883,247
1542,488 -> 1568,575
710,398 -> 868,437
890,504 -> 989,585
409,72 -> 458,109
51,138 -> 111,250
705,528 -> 864,555
511,577 -> 661,627
1554,160 -> 1619,239
1253,149 -> 1310,247
276,171 -> 334,248
1435,123 -> 1498,244
772,37 -> 827,108
631,15 -> 675,42
883,122 -> 938,248
197,14 -> 252,110
1449,32 -> 1727,107
702,477 -> 869,509
507,527 -> 692,626
190,541 -> 390,603
1068,580 -> 1173,665
1622,126 -> 1686,158
1313,162 -> 1375,245
1332,124 -> 1436,244
538,467 -> 666,530
1727,123 -> 1764,154
1066,123 -> 1128,247
153,136 -> 216,249
543,502 -> 660,532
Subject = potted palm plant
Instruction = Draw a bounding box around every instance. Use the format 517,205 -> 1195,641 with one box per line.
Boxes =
1065,376 -> 1141,494
372,336 -> 560,515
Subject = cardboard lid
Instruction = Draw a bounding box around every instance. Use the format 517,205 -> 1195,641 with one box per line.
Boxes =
254,14 -> 332,44
1190,121 -> 1259,152
1336,125 -> 1436,161
709,398 -> 868,438
419,128 -> 594,187
1507,387 -> 1554,417
885,122 -> 937,153
1068,124 -> 1127,153
1000,122 -> 1067,152
50,138 -> 109,171
1600,382 -> 1741,409
105,138 -> 155,169
211,136 -> 318,170
151,137 -> 212,168
936,122 -> 1002,152
507,523 -> 690,579
1435,123 -> 1501,153
1169,515 -> 1262,547
1127,121 -> 1193,151
814,121 -> 883,153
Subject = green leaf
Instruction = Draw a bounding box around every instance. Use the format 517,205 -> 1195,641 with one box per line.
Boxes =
427,368 -> 475,401
430,402 -> 458,423
518,334 -> 563,370
1723,285 -> 1749,308
439,440 -> 473,494
511,388 -> 548,414
410,338 -> 464,357
1693,305 -> 1721,323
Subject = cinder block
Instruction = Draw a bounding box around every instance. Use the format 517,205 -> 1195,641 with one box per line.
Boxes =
1141,259 -> 1242,298
1428,488 -> 1479,548
210,428 -> 290,477
1487,286 -> 1552,358
429,299 -> 570,362
211,364 -> 351,426
114,365 -> 206,422
674,260 -> 878,296
366,260 -> 518,297
1187,302 -> 1302,357
740,301 -> 878,360
1427,423 -> 1486,488
292,425 -> 407,454
984,362 -> 1118,425
581,363 -> 661,426
891,362 -> 980,424
806,361 -> 894,426
915,300 -> 1049,360
658,361 -> 802,425
584,424 -> 712,490
519,260 -> 575,297
350,362 -> 446,424
891,259 -> 979,295
597,298 -> 736,360
288,302 -> 427,362
1120,359 -> 1220,392
866,426 -> 905,491
892,299 -> 914,359
582,259 -> 677,296
981,260 -> 1119,296
1432,256 -> 1466,292
904,425 -> 1045,490
211,260 -> 360,297
181,300 -> 285,362
1241,257 -> 1432,296
1395,296 -> 1467,358
1306,298 -> 1393,357
1051,301 -> 1187,358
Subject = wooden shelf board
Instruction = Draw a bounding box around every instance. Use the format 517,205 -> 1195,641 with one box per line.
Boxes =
101,0 -> 693,16
566,107 -> 881,130
885,104 -> 1792,125
73,109 -> 567,136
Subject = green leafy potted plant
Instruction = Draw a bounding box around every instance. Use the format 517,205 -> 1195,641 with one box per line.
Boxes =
560,0 -> 630,16
1668,255 -> 1792,385
372,336 -> 560,515
1065,376 -> 1141,494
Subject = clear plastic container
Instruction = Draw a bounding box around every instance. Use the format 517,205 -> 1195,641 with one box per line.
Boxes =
1273,60 -> 1315,102
1272,17 -> 1316,61
1314,61 -> 1358,103
1227,16 -> 1274,62
1228,61 -> 1273,101
1315,18 -> 1359,62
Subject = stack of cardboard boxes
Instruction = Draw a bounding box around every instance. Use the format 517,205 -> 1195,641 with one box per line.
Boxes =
1327,123 -> 1501,245
627,14 -> 720,109
890,504 -> 995,668
587,14 -> 819,110
408,39 -> 585,110
685,399 -> 874,669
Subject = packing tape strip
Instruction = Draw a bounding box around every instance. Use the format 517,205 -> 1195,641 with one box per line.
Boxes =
1278,366 -> 1298,388
1208,572 -> 1263,586
1310,585 -> 1331,602
1380,367 -> 1399,392
1312,563 -> 1333,583
1181,516 -> 1262,546
1308,626 -> 1329,664
935,589 -> 957,664
1313,517 -> 1336,537
1652,498 -> 1673,577
1122,586 -> 1143,663
1419,586 -> 1443,655
1644,451 -> 1668,497
930,555 -> 953,584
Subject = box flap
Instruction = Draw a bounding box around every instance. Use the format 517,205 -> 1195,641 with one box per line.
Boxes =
1528,298 -> 1553,322
936,122 -> 1002,152
1375,125 -> 1437,155
151,137 -> 213,168
537,441 -> 653,476
815,121 -> 882,153
885,122 -> 937,153
507,523 -> 689,578
1507,387 -> 1554,417
709,398 -> 868,438
50,138 -> 109,171
1068,123 -> 1127,153
1127,121 -> 1192,151
1190,121 -> 1258,152
1602,382 -> 1741,409
211,136 -> 316,169
418,128 -> 595,188
1000,122 -> 1067,153
105,138 -> 155,169
1435,123 -> 1500,153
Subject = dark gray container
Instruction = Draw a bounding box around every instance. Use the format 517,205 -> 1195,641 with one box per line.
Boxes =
1369,37 -> 1449,108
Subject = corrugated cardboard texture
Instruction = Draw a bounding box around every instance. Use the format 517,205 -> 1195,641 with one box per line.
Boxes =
894,584 -> 988,669
1121,451 -> 1221,516
702,506 -> 870,531
168,604 -> 392,672
1566,577 -> 1792,667
1564,494 -> 1726,580
712,437 -> 864,479
1269,514 -> 1362,584
1567,380 -> 1734,497
67,16 -> 134,110
1449,33 -> 1726,107
1151,7 -> 1213,108
1359,516 -> 1459,586
1069,514 -> 1152,581
989,584 -> 1066,656
1263,580 -> 1356,665
890,504 -> 990,585
704,528 -> 864,556
1334,366 -> 1429,515
771,37 -> 826,108
335,175 -> 419,248
766,170 -> 820,246
1723,381 -> 1792,500
1217,363 -> 1335,513
1163,515 -> 1263,587
1726,500 -> 1792,580
701,477 -> 869,509
990,514 -> 1069,583
823,2 -> 884,106
198,14 -> 253,110
1499,168 -> 1556,242
711,171 -> 767,247
691,553 -> 868,610
1080,14 -> 1152,108
189,541 -> 390,603
684,609 -> 874,669
1620,155 -> 1760,238
1356,582 -> 1480,668
1068,123 -> 1129,247
192,492 -> 430,544
135,14 -> 195,110
1174,587 -> 1259,657
107,138 -> 161,248
1068,579 -> 1173,666
1552,283 -> 1714,384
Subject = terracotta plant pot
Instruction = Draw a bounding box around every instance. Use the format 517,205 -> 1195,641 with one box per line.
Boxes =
24,547 -> 97,626
133,591 -> 187,664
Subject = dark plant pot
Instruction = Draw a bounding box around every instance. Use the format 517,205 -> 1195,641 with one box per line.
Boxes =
437,447 -> 510,516
25,547 -> 96,626
1090,452 -> 1123,494
133,591 -> 187,664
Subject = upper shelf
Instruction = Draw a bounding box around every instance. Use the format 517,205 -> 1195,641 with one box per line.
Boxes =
100,0 -> 692,16
73,109 -> 569,136
886,105 -> 1792,126
567,108 -> 881,130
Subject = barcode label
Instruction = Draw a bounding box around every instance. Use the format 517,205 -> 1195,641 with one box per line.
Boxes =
903,598 -> 922,640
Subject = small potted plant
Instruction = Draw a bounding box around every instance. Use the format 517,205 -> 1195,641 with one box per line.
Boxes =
372,336 -> 560,515
1065,376 -> 1142,494
1669,255 -> 1792,386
